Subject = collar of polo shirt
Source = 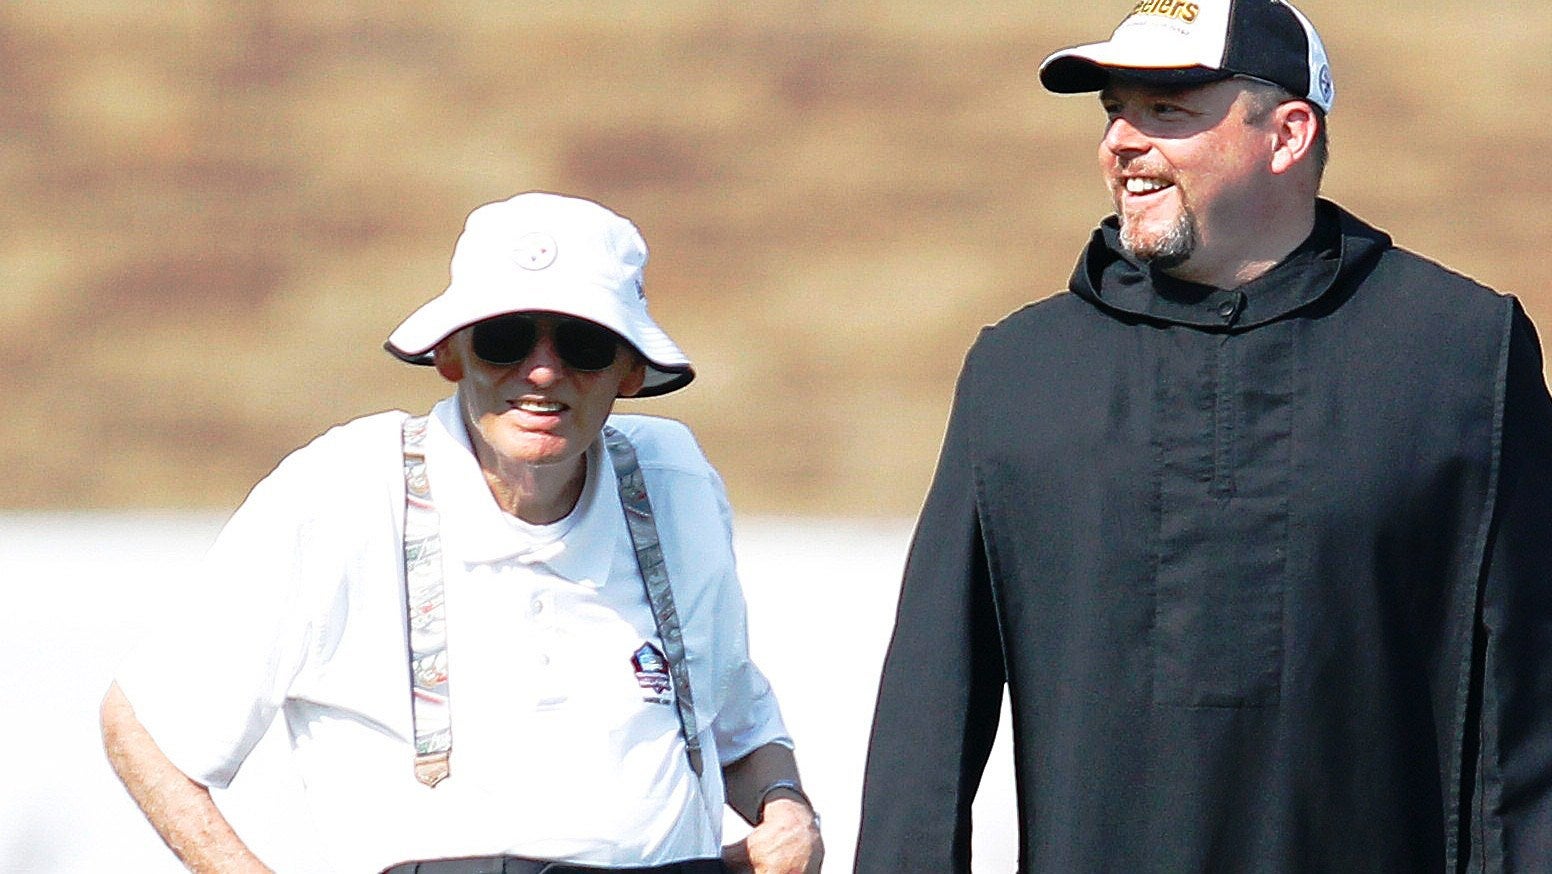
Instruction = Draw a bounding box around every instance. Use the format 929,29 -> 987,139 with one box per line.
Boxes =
425,395 -> 623,587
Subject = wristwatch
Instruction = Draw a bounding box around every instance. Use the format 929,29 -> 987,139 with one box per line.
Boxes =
757,779 -> 820,829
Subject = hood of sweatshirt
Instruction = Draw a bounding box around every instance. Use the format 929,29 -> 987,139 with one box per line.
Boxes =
1067,199 -> 1392,331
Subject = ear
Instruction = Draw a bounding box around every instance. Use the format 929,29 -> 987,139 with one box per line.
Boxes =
1269,101 -> 1319,176
617,360 -> 648,398
432,336 -> 465,383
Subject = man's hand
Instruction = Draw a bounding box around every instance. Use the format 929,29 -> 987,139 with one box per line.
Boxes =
721,798 -> 823,874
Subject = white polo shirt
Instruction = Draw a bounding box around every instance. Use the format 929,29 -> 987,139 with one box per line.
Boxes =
116,396 -> 791,873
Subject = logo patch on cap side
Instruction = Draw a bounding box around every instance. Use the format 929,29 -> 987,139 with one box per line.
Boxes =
513,232 -> 559,271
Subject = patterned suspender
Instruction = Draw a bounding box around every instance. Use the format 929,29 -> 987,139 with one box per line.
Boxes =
402,416 -> 453,787
400,416 -> 704,788
601,424 -> 704,779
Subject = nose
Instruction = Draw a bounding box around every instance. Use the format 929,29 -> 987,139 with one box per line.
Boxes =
517,331 -> 565,387
1102,114 -> 1150,158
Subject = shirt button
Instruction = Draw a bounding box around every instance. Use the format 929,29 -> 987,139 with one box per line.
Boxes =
538,654 -> 551,667
530,599 -> 544,615
1218,302 -> 1237,319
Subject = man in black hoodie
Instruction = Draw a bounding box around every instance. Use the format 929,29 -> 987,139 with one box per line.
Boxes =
856,1 -> 1552,871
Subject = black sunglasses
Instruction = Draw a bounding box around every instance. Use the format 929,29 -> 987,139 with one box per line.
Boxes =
470,313 -> 621,371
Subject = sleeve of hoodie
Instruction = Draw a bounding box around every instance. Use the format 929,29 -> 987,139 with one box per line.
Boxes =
854,333 -> 1007,874
1475,302 -> 1552,871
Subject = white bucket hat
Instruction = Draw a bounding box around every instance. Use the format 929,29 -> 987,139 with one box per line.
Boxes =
385,192 -> 694,398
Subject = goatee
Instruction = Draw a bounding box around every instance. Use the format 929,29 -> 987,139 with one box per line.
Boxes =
1120,206 -> 1198,271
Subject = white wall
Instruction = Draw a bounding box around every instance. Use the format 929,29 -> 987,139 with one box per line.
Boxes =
0,513 -> 1016,872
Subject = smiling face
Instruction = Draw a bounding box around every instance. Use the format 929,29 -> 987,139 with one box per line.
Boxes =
435,314 -> 646,495
1098,77 -> 1286,284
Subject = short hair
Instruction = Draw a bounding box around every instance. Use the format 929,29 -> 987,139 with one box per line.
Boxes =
1238,78 -> 1330,184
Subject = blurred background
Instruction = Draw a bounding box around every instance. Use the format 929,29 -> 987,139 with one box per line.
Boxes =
3,1 -> 1549,871
4,0 -> 1549,515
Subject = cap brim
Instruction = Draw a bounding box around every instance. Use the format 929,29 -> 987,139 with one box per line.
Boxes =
631,365 -> 695,398
385,342 -> 694,398
1040,43 -> 1233,94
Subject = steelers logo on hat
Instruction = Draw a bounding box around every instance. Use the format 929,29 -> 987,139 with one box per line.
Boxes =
513,232 -> 559,271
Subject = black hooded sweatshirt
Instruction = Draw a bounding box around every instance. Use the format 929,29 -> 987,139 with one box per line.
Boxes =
857,201 -> 1552,872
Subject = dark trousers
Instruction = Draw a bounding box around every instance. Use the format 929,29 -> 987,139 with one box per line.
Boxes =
380,857 -> 724,874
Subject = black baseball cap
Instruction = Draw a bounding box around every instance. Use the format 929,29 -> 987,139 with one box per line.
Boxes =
1039,0 -> 1335,113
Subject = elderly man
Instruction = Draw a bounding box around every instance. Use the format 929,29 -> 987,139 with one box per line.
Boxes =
102,192 -> 822,874
857,1 -> 1552,871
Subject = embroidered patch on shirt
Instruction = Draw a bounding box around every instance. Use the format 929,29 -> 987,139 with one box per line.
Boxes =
632,642 -> 673,704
